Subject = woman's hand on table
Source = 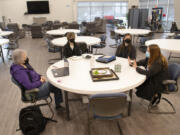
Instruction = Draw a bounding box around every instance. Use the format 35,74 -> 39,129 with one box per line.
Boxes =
40,76 -> 46,82
133,61 -> 137,68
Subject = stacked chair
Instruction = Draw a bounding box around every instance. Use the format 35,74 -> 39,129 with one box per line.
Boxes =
7,23 -> 25,39
30,24 -> 43,38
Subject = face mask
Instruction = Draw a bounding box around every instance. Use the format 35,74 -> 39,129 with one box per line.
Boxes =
24,57 -> 29,64
69,39 -> 75,43
146,51 -> 150,58
124,39 -> 131,44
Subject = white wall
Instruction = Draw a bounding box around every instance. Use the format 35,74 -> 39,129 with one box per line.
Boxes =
0,4 -> 2,22
0,0 -> 73,25
0,0 -> 139,25
174,0 -> 180,28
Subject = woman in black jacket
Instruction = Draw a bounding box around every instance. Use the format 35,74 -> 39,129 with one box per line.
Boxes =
63,32 -> 81,58
133,44 -> 168,105
115,33 -> 136,65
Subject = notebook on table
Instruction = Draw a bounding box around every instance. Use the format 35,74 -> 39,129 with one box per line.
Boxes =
96,56 -> 116,63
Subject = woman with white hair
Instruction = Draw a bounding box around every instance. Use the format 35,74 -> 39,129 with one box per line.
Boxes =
10,49 -> 64,110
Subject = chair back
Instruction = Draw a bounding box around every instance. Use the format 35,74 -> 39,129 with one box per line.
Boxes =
76,42 -> 88,54
7,23 -> 20,33
100,35 -> 106,43
168,63 -> 180,81
100,35 -> 106,47
53,24 -> 61,29
165,63 -> 180,92
54,20 -> 60,25
89,93 -> 127,117
68,23 -> 79,29
11,77 -> 27,102
110,30 -> 116,38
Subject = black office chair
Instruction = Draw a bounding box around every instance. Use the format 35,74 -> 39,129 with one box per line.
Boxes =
148,63 -> 180,114
88,93 -> 128,135
92,35 -> 106,55
76,42 -> 88,54
139,32 -> 154,53
11,77 -> 56,120
109,30 -> 120,48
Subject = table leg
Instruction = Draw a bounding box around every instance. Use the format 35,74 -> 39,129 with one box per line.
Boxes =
60,47 -> 63,59
0,46 -> 5,63
168,52 -> 172,61
88,46 -> 92,54
128,89 -> 133,116
64,91 -> 70,121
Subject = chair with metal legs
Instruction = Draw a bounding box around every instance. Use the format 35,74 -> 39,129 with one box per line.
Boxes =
92,35 -> 106,55
88,93 -> 128,135
148,63 -> 180,114
0,44 -> 5,63
11,77 -> 57,121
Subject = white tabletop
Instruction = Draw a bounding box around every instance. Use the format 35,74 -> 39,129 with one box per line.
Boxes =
166,33 -> 175,37
46,29 -> 80,36
0,38 -> 9,45
0,31 -> 13,37
145,39 -> 180,53
115,29 -> 151,35
52,36 -> 101,47
46,56 -> 146,95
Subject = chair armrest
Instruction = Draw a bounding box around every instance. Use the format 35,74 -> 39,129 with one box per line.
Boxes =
162,80 -> 176,85
25,88 -> 39,94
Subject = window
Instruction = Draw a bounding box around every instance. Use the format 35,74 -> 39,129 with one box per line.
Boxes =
139,0 -> 174,31
77,1 -> 128,24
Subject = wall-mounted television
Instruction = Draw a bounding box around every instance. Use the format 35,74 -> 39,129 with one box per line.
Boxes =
27,1 -> 50,14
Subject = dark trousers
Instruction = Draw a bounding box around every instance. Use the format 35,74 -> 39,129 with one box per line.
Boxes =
37,82 -> 63,106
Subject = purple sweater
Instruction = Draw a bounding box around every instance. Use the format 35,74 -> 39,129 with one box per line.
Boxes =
10,63 -> 42,90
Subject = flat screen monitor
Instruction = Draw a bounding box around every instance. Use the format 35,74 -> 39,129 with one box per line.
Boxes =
27,1 -> 50,14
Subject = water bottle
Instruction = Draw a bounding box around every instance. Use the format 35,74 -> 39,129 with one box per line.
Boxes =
114,63 -> 121,72
90,55 -> 95,69
64,58 -> 69,75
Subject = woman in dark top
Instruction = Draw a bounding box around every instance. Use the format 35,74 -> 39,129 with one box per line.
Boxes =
133,44 -> 169,105
63,32 -> 81,58
10,49 -> 64,110
115,33 -> 136,65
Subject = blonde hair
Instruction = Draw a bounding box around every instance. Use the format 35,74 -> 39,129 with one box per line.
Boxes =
66,32 -> 75,40
12,49 -> 27,64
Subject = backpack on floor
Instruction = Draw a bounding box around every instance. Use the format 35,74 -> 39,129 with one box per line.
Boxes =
18,106 -> 47,135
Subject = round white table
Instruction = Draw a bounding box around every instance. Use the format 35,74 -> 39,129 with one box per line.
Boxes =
46,56 -> 146,120
52,36 -> 101,47
52,36 -> 101,59
145,39 -> 180,60
115,29 -> 151,35
46,29 -> 80,36
0,38 -> 9,63
0,31 -> 13,37
166,33 -> 175,37
115,29 -> 151,44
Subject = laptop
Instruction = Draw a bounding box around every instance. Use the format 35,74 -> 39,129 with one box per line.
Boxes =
51,67 -> 69,78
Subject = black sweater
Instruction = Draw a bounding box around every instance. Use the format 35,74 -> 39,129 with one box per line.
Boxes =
63,42 -> 81,58
116,45 -> 136,60
135,58 -> 169,100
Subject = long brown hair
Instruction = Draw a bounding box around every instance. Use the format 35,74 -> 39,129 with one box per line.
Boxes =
148,44 -> 168,68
